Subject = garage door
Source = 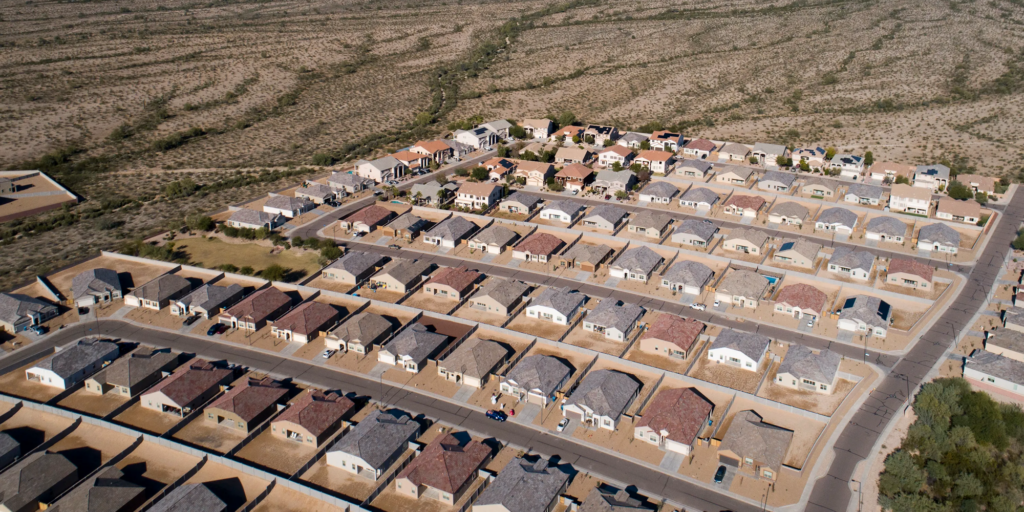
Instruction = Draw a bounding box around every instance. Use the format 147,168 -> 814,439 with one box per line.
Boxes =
719,455 -> 739,467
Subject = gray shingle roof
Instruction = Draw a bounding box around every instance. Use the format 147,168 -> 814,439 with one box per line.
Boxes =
717,164 -> 754,179
474,278 -> 530,308
545,200 -> 585,216
532,287 -> 585,317
71,268 -> 121,301
329,312 -> 392,347
506,355 -> 572,397
587,299 -> 644,334
386,213 -> 428,232
148,483 -> 226,512
382,323 -> 448,365
176,283 -> 242,312
678,159 -> 713,173
0,293 -> 57,327
0,452 -> 78,512
718,270 -> 769,299
630,210 -> 672,231
673,219 -> 718,242
264,195 -> 313,211
817,207 -> 857,228
865,216 -> 907,237
361,155 -> 403,171
567,369 -> 640,420
619,132 -> 648,145
777,345 -> 840,385
296,183 -> 334,199
503,192 -> 541,209
227,208 -> 281,227
595,169 -> 636,185
587,205 -> 628,225
440,338 -> 509,379
612,246 -> 664,275
681,187 -> 719,205
328,172 -> 373,188
330,408 -> 419,469
777,238 -> 821,261
839,295 -> 891,326
711,329 -> 770,361
475,457 -> 571,512
128,274 -> 191,303
988,328 -> 1024,353
639,181 -> 678,199
662,260 -> 714,288
968,350 -> 1024,386
473,225 -> 519,246
753,142 -> 787,156
56,466 -> 145,512
562,243 -> 613,266
580,487 -> 650,512
803,177 -> 838,192
719,410 -> 793,472
90,348 -> 177,389
378,258 -> 433,287
727,227 -> 769,247
760,171 -> 796,188
829,247 -> 875,272
915,164 -> 950,180
918,223 -> 960,246
328,250 -> 386,277
847,183 -> 883,200
33,337 -> 118,379
426,216 -> 477,241
771,201 -> 809,220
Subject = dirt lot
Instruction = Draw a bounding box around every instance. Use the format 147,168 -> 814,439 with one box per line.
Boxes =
171,414 -> 248,453
185,459 -> 272,510
113,401 -> 183,435
234,429 -> 322,476
252,485 -> 347,512
301,449 -> 412,503
626,338 -> 707,376
57,387 -> 130,417
174,237 -> 322,282
758,371 -> 858,417
116,440 -> 202,499
400,290 -> 462,315
505,313 -> 574,341
562,326 -> 629,357
381,360 -> 463,399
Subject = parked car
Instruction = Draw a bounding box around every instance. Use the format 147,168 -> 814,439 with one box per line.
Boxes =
321,349 -> 335,359
78,307 -> 89,315
30,325 -> 46,335
714,465 -> 727,484
689,303 -> 706,311
485,410 -> 507,422
207,324 -> 225,336
182,315 -> 200,326
807,319 -> 814,327
713,300 -> 721,308
557,418 -> 570,432
388,244 -> 401,250
386,180 -> 399,186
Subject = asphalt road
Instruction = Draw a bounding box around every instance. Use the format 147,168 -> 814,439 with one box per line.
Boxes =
30,319 -> 759,512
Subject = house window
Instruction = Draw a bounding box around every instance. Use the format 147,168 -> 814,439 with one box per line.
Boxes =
802,379 -> 815,386
764,470 -> 773,479
745,458 -> 754,465
820,384 -> 828,390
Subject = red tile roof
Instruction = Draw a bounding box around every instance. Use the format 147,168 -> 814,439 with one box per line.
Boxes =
346,205 -> 395,227
556,163 -> 594,180
888,258 -> 934,282
208,377 -> 288,422
427,266 -> 481,294
515,232 -> 565,256
391,151 -> 427,163
414,140 -> 451,153
684,139 -> 717,152
223,287 -> 291,323
273,389 -> 355,437
555,126 -> 584,137
636,150 -> 674,162
724,195 -> 766,211
637,388 -> 713,445
145,358 -> 233,408
643,315 -> 704,353
397,433 -> 491,493
600,145 -> 632,157
273,301 -> 339,336
651,130 -> 682,143
774,283 -> 827,313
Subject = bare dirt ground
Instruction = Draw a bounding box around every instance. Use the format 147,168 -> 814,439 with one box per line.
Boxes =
252,485 -> 347,512
115,440 -> 201,499
234,429 -> 320,476
113,401 -> 182,435
49,422 -> 136,469
57,387 -> 130,417
172,414 -> 248,453
0,355 -> 65,402
185,460 -> 271,510
687,348 -> 770,395
0,406 -> 75,451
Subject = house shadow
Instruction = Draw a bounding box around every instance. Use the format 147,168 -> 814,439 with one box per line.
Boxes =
1,426 -> 45,452
282,269 -> 307,283
118,461 -> 167,498
117,273 -> 136,291
57,446 -> 104,475
116,341 -> 140,356
182,277 -> 205,289
202,477 -> 249,509
281,290 -> 305,306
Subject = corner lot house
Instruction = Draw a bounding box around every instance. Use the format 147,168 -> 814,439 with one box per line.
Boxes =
219,286 -> 292,332
963,350 -> 1024,400
775,345 -> 841,394
829,154 -> 864,179
814,207 -> 858,234
752,143 -> 789,169
582,205 -> 628,231
378,323 -> 448,373
985,329 -> 1024,362
837,295 -> 891,338
437,338 -> 508,388
423,216 -> 478,248
801,178 -> 838,198
71,268 -> 122,307
706,329 -> 770,371
671,219 -> 718,247
327,172 -> 375,194
715,165 -> 754,185
639,315 -> 705,359
522,119 -> 553,139
888,184 -> 931,215
865,216 -> 908,243
723,228 -> 769,256
683,139 -> 716,159
722,195 -> 766,218
757,171 -> 796,192
170,283 -> 243,318
635,388 -> 713,455
591,170 -> 636,194
715,270 -> 769,309
84,348 -> 177,397
472,457 -> 570,512
526,287 -> 585,325
768,202 -> 809,226
827,248 -> 874,280
323,251 -> 387,284
660,260 -> 714,296
423,266 -> 480,301
610,246 -> 664,283
886,258 -> 933,290
455,182 -> 502,210
679,187 -> 720,210
141,359 -> 233,416
773,238 -> 821,269
395,433 -> 491,504
272,389 -> 355,447
936,198 -> 981,224
598,145 -> 633,168
917,223 -> 960,254
469,225 -> 520,254
26,337 -> 119,390
633,150 -> 674,174
270,301 -> 339,343
638,181 -> 678,204
0,452 -> 78,512
295,183 -> 335,204
263,195 -> 314,219
955,174 -> 996,195
628,210 -> 673,238
204,377 -> 287,432
792,147 -> 827,170
226,208 -> 283,230
717,410 -> 792,481
340,205 -> 395,233
0,293 -> 58,333
845,183 -> 884,206
355,156 -> 406,183
559,243 -> 614,272
773,283 -> 827,320
369,259 -> 433,293
867,161 -> 914,182
500,355 -> 571,406
554,147 -> 592,165
562,369 -> 640,430
677,159 -> 714,179
554,163 -> 595,191
124,274 -> 191,310
913,164 -> 950,191
512,232 -> 564,263
327,408 -> 419,480
499,192 -> 541,214
325,312 -> 393,354
582,299 -> 644,342
467,278 -> 530,316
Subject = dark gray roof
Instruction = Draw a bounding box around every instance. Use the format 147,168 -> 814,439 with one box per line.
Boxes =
440,338 -> 508,379
506,355 -> 572,397
33,337 -> 118,379
673,219 -> 718,241
475,458 -> 571,512
639,181 -> 678,199
816,207 -> 857,228
586,205 -> 628,225
329,408 -> 419,469
327,250 -> 386,277
1002,308 -> 1024,329
0,452 -> 77,512
148,483 -> 226,512
329,312 -> 392,346
562,243 -> 613,265
474,278 -> 530,308
426,216 -> 477,241
711,329 -> 770,361
90,348 -> 177,388
865,216 -> 907,237
847,183 -> 883,200
378,258 -> 433,287
986,328 -> 1024,353
678,159 -> 713,172
71,268 -> 121,301
760,171 -> 796,188
717,164 -> 754,179
227,208 -> 281,227
544,200 -> 585,216
839,295 -> 891,326
328,173 -> 373,188
532,287 -> 585,317
612,246 -> 663,274
0,293 -> 57,326
718,270 -> 769,298
587,299 -> 644,333
803,177 -> 838,192
56,466 -> 145,512
473,225 -> 519,246
503,192 -> 541,209
771,201 -> 808,220
662,260 -> 713,287
0,434 -> 18,459
968,350 -> 1024,386
829,247 -> 874,272
128,274 -> 191,303
567,369 -> 640,420
580,487 -> 651,512
681,187 -> 719,205
176,283 -> 242,312
727,227 -> 769,247
719,411 -> 793,472
296,183 -> 334,198
386,213 -> 428,232
777,345 -> 840,384
918,223 -> 960,246
382,324 -> 447,365
630,210 -> 672,231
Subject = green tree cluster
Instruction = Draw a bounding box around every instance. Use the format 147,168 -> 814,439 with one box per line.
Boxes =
946,180 -> 974,200
162,178 -> 198,199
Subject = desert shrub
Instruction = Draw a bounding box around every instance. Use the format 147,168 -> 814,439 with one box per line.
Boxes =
312,153 -> 336,166
454,168 -> 468,177
218,263 -> 239,273
320,245 -> 342,261
946,180 -> 973,200
262,264 -> 286,281
470,167 -> 489,181
152,127 -> 204,151
185,214 -> 213,232
162,178 -> 198,199
239,266 -> 254,276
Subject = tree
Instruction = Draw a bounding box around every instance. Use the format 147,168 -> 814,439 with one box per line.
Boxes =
436,174 -> 448,185
292,236 -> 305,248
799,160 -> 810,172
878,450 -> 926,496
254,227 -> 269,240
162,178 -> 198,199
571,135 -> 581,145
471,167 -> 489,181
775,155 -> 788,167
497,144 -> 511,158
185,213 -> 213,232
584,135 -> 595,145
947,180 -> 972,200
454,167 -> 468,177
239,266 -> 254,276
825,146 -> 837,160
508,125 -> 527,139
1013,232 -> 1024,251
975,191 -> 988,204
558,111 -> 576,128
218,263 -> 239,273
262,264 -> 287,281
611,161 -> 622,172
548,180 -> 564,192
639,140 -> 651,150
220,225 -> 239,238
864,151 -> 875,166
749,156 -> 760,165
312,152 -> 335,166
414,112 -> 433,126
320,245 -> 342,261
602,138 -> 614,147
614,190 -> 628,199
895,175 -> 911,185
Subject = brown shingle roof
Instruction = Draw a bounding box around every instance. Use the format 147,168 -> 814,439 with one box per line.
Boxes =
636,150 -> 674,162
643,315 -> 704,353
888,258 -> 934,282
774,284 -> 827,313
223,287 -> 291,323
145,358 -> 233,407
273,389 -> 355,437
684,139 -> 716,152
556,163 -> 594,179
458,182 -> 501,197
937,198 -> 981,218
397,433 -> 491,494
208,377 -> 287,422
515,232 -> 565,256
724,195 -> 766,211
637,388 -> 713,445
273,301 -> 338,336
427,266 -> 481,294
345,205 -> 395,227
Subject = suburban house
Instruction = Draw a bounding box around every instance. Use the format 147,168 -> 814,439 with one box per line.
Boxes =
722,228 -> 769,256
327,172 -> 375,194
886,258 -> 934,290
757,171 -> 796,192
0,293 -> 58,333
204,377 -> 287,432
71,268 -> 123,307
775,345 -> 841,394
706,329 -> 770,371
801,178 -> 838,198
717,410 -> 793,481
26,337 -> 119,390
634,150 -> 674,174
639,315 -> 705,359
773,283 -> 827,321
679,187 -> 720,210
539,200 -> 585,223
354,156 -> 406,183
581,488 -> 650,511
660,260 -> 714,296
791,147 -> 827,170
522,119 -> 553,139
650,130 -> 683,151
582,299 -> 644,342
562,369 -> 640,430
634,388 -> 713,455
468,225 -> 520,254
677,159 -> 714,179
270,301 -> 339,344
326,408 -> 420,480
936,198 -> 981,224
226,208 -> 282,230
526,287 -> 585,325
141,359 -> 233,416
0,452 -> 78,512
889,184 -> 931,215
501,355 -> 572,407
325,312 -> 393,354
499,191 -> 541,214
638,181 -> 678,204
768,201 -> 809,226
597,145 -> 633,168
423,265 -> 480,301
368,259 -> 433,293
271,389 -> 355,447
322,251 -> 387,284
582,204 -> 628,231
411,140 -> 454,163
715,270 -> 770,309
480,119 -> 512,138
84,348 -> 177,397
513,161 -> 555,187
584,124 -> 619,145
844,183 -> 884,206
455,182 -> 502,210
340,205 -> 395,233
454,127 -> 498,149
554,163 -> 595,191
837,295 -> 892,338
617,132 -> 648,149
752,143 -> 789,168
512,232 -> 565,263
552,125 -> 584,142
445,139 -> 475,159
591,169 -> 637,194
395,433 -> 491,504
984,329 -> 1024,362
918,223 -> 961,254
773,239 -> 821,269
913,164 -> 951,191
559,243 -> 614,272
382,213 -> 430,241
955,174 -> 996,195
865,216 -> 908,244
437,338 -> 508,388
170,283 -> 244,318
484,158 -> 516,181
671,218 -> 718,247
472,457 -> 570,512
124,274 -> 191,310
814,207 -> 858,234
411,181 -> 454,206
963,350 -> 1024,400
467,278 -> 530,317
682,138 -> 716,159
218,286 -> 292,332
628,210 -> 673,238
423,216 -> 478,248
715,165 -> 755,185
867,161 -> 915,183
263,195 -> 314,218
829,154 -> 864,179
54,466 -> 145,512
722,195 -> 766,217
827,248 -> 874,280
554,147 -> 592,165
717,143 -> 751,162
1004,309 -> 1024,335
149,483 -> 225,512
378,323 -> 449,372
296,183 -> 336,205
609,246 -> 664,283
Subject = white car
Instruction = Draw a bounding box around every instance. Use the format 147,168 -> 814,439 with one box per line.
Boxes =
689,303 -> 706,311
321,349 -> 335,359
557,418 -> 570,432
713,300 -> 721,307
807,319 -> 814,327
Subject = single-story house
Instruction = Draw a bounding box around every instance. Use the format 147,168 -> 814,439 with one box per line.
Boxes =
865,216 -> 908,243
263,195 -> 314,219
917,223 -> 961,254
203,377 -> 287,432
141,359 -> 234,416
617,132 -> 648,149
467,278 -> 530,317
423,266 -> 480,301
722,228 -> 769,256
295,183 -> 335,205
757,171 -> 796,192
26,337 -> 119,390
326,408 -> 419,480
469,225 -> 520,254
715,270 -> 769,309
955,174 -> 996,195
499,192 -> 542,214
0,293 -> 58,333
639,315 -> 705,359
638,181 -> 678,204
886,258 -> 934,290
768,201 -> 809,226
378,323 -> 448,373
226,208 -> 284,230
772,238 -> 821,269
635,388 -> 713,455
677,159 -> 714,179
827,248 -> 874,281
837,295 -> 891,338
609,246 -> 664,283
270,301 -> 339,344
340,205 -> 395,233
844,183 -> 884,206
271,389 -> 355,447
814,207 -> 858,234
325,312 -> 393,354
722,195 -> 766,217
124,274 -> 191,311
660,260 -> 714,296
500,355 -> 572,406
963,350 -> 1024,400
437,338 -> 509,388
84,348 -> 177,397
71,268 -> 122,308
327,172 -> 375,194
322,251 -> 387,284
867,162 -> 914,183
679,187 -> 720,210
0,452 -> 79,512
752,143 -> 789,170
671,218 -> 718,247
582,204 -> 628,231
682,139 -> 716,159
773,283 -> 827,321
554,147 -> 592,165
775,345 -> 841,395
526,287 -> 585,325
218,286 -> 292,332
936,198 -> 981,224
562,369 -> 640,430
395,432 -> 491,504
582,299 -> 644,342
715,165 -> 755,185
985,329 -> 1024,362
717,410 -> 792,481
512,232 -> 564,263
627,210 -> 673,238
591,169 -> 637,194
717,143 -> 751,163
801,178 -> 838,198
706,329 -> 770,371
382,213 -> 430,241
368,259 -> 433,293
829,154 -> 864,179
170,283 -> 244,318
473,458 -> 570,512
559,243 -> 614,272
422,216 -> 478,248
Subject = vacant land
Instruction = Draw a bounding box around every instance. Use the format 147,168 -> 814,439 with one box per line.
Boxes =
174,237 -> 322,281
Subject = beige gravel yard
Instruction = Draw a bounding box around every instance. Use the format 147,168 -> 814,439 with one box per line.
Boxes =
0,355 -> 65,402
505,314 -> 573,340
57,387 -> 130,417
686,348 -> 770,394
400,291 -> 461,315
113,402 -> 182,435
234,429 -> 322,476
0,406 -> 75,451
171,415 -> 248,453
115,440 -> 201,495
252,485 -> 347,512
